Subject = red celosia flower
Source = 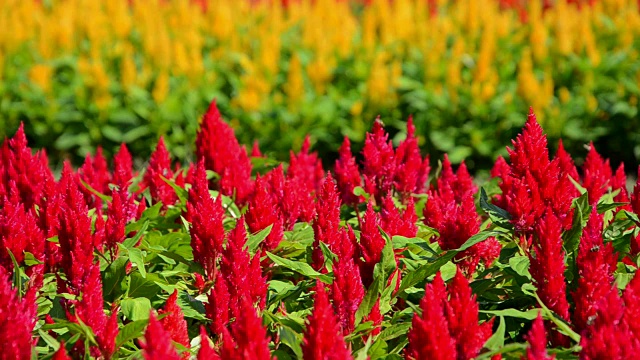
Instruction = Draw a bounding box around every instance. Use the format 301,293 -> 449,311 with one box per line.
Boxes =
312,173 -> 343,270
523,313 -> 554,360
141,137 -> 178,208
142,312 -> 181,360
579,285 -> 640,358
362,118 -> 396,202
364,298 -> 383,337
0,199 -> 45,271
380,193 -> 417,238
581,143 -> 612,205
52,342 -> 72,360
78,147 -> 110,208
206,271 -> 230,336
529,209 -> 570,338
251,140 -> 263,158
0,265 -> 38,360
446,270 -> 494,358
112,144 -> 134,190
358,201 -> 386,287
73,263 -> 119,359
0,123 -> 54,210
104,184 -> 137,257
282,173 -> 316,226
218,299 -> 271,360
631,166 -> 640,216
246,175 -> 284,251
572,212 -> 618,333
623,272 -> 640,339
159,290 -> 190,358
302,282 -> 353,360
331,256 -> 365,335
424,160 -> 500,275
406,272 -> 457,360
334,137 -> 362,206
220,218 -> 268,311
186,160 -> 226,278
554,139 -> 579,183
196,100 -> 254,205
288,135 -> 325,193
611,163 -> 631,212
500,109 -> 576,233
394,117 -> 430,198
198,326 -> 220,360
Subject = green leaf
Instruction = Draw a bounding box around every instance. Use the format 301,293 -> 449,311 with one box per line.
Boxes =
509,255 -> 531,279
458,230 -> 502,252
479,308 -> 540,320
247,224 -> 273,253
128,248 -> 146,278
398,251 -> 457,294
24,252 -> 43,266
103,255 -> 128,299
79,178 -> 112,203
480,188 -> 512,229
266,252 -> 332,284
177,291 -> 208,321
121,297 -> 152,321
122,220 -> 149,249
115,319 -> 148,348
160,174 -> 188,204
355,274 -> 383,325
597,202 -> 628,214
278,326 -> 303,359
483,316 -> 505,351
563,192 -> 591,255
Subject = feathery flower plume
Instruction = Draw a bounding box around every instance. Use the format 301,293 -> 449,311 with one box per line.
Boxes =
142,312 -> 181,360
141,137 -> 178,208
554,139 -> 579,184
611,163 -> 631,211
0,199 -> 45,271
394,117 -> 430,198
251,140 -> 263,158
0,265 -> 38,360
406,272 -> 457,360
312,173 -> 342,270
331,256 -> 365,335
112,144 -> 133,190
196,100 -> 254,205
631,166 -> 640,216
206,271 -> 230,336
302,282 -> 353,360
623,272 -> 640,339
186,160 -> 225,278
159,290 -> 190,358
288,135 -> 325,193
104,184 -> 137,257
52,342 -> 72,360
362,118 -> 396,202
0,123 -> 53,210
334,137 -> 362,206
381,193 -> 417,238
246,175 -> 284,251
529,209 -> 570,342
572,212 -> 618,332
358,201 -> 386,287
198,326 -> 220,360
219,299 -> 271,360
78,147 -> 110,208
523,313 -> 554,360
581,143 -> 612,205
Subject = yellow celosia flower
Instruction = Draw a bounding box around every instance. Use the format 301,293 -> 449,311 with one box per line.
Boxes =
29,64 -> 53,93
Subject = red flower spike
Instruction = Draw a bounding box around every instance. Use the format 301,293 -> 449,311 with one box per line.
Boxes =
364,298 -> 383,338
220,218 -> 268,311
206,271 -> 230,336
312,173 -> 342,270
0,122 -> 54,210
246,175 -> 284,251
394,117 -> 430,198
104,185 -> 136,257
113,144 -> 133,190
631,166 -> 640,216
218,299 -> 271,360
579,286 -> 640,358
52,342 -> 72,360
302,282 -> 353,360
611,163 -> 631,212
0,265 -> 38,360
507,108 -> 549,181
358,201 -> 386,287
0,200 -> 45,271
73,263 -> 118,359
446,270 -> 494,359
406,273 -> 457,360
572,211 -> 618,333
530,209 -> 570,326
381,193 -> 417,238
581,143 -> 612,205
288,135 -> 325,193
159,290 -> 190,358
196,100 -> 254,205
523,313 -> 554,360
334,137 -> 362,206
331,256 -> 365,335
623,272 -> 640,339
186,160 -> 225,278
251,140 -> 263,158
198,326 -> 220,360
282,173 -> 316,227
141,137 -> 178,208
142,312 -> 181,360
78,147 -> 110,208
554,139 -> 579,183
362,117 -> 396,202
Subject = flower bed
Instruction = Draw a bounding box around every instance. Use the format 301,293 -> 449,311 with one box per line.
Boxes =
2,101 -> 639,358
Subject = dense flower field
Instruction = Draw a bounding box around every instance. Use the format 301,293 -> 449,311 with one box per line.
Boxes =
1,100 -> 640,359
1,0 -> 640,168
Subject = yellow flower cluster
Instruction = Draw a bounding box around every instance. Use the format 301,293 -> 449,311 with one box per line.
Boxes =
1,0 -> 639,124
